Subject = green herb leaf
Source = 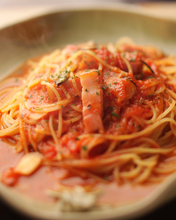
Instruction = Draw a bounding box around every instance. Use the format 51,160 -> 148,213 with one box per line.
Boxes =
29,94 -> 33,99
82,146 -> 87,151
112,112 -> 119,117
129,58 -> 135,62
35,108 -> 43,110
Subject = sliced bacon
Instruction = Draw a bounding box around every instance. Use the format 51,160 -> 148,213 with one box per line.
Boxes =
80,70 -> 104,133
104,77 -> 137,105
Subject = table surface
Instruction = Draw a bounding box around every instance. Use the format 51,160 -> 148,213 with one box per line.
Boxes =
1,1 -> 176,220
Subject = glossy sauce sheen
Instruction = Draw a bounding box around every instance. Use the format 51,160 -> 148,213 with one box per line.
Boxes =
0,139 -> 157,204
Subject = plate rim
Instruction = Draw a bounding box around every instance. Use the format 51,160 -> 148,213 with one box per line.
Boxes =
1,4 -> 176,220
0,2 -> 176,31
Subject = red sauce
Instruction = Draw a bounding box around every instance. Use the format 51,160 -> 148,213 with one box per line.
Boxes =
0,139 -> 157,204
0,44 -> 166,206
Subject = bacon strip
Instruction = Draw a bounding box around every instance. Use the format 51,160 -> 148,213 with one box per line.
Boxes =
80,70 -> 104,133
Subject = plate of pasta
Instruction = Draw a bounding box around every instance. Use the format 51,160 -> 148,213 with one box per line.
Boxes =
1,3 -> 176,220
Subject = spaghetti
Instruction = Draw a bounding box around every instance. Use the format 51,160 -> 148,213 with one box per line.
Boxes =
1,37 -> 176,192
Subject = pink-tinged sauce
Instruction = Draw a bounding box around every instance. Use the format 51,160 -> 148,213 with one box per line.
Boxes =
0,140 -> 158,205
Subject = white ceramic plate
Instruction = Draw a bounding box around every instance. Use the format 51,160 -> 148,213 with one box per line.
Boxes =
0,3 -> 176,220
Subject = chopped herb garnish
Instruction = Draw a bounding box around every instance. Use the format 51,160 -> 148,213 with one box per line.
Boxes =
148,76 -> 154,79
112,112 -> 119,117
55,70 -> 70,86
117,124 -> 121,128
85,89 -> 89,92
98,71 -> 101,75
105,72 -> 109,75
35,108 -> 43,110
29,94 -> 33,99
39,95 -> 44,102
82,146 -> 87,151
129,58 -> 135,62
108,84 -> 112,87
102,86 -> 107,90
45,120 -> 49,122
96,92 -> 100,95
114,82 -> 117,84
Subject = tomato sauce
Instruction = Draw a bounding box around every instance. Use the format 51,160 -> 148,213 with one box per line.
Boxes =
0,139 -> 157,204
0,43 -> 166,207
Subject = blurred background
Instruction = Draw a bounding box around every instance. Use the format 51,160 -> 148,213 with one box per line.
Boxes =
0,0 -> 176,6
0,0 -> 176,28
